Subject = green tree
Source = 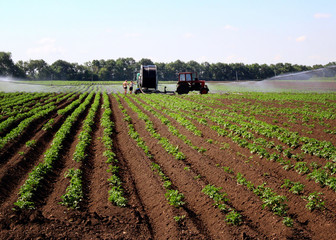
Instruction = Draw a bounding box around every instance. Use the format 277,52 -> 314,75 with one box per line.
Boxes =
139,58 -> 154,66
114,57 -> 136,80
23,59 -> 51,80
200,62 -> 212,80
0,52 -> 25,78
51,60 -> 77,80
186,60 -> 201,73
98,67 -> 110,80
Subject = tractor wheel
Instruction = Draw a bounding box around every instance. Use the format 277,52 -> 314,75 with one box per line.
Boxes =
177,85 -> 189,95
200,87 -> 209,94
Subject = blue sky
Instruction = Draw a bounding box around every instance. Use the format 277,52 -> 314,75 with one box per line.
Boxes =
1,0 -> 335,65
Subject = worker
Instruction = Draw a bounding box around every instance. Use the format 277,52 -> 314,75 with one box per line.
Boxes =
122,80 -> 128,94
129,81 -> 134,94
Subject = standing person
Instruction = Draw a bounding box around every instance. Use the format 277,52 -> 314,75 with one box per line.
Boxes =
129,80 -> 134,94
122,80 -> 128,94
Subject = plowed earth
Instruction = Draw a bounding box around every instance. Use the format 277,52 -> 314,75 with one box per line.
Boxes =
0,92 -> 336,239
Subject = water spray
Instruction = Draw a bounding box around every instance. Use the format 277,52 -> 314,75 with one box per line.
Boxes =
268,66 -> 336,81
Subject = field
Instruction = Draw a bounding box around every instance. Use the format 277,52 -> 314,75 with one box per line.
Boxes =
1,77 -> 336,93
0,86 -> 336,239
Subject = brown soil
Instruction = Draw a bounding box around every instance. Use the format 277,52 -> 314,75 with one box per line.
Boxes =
0,93 -> 336,239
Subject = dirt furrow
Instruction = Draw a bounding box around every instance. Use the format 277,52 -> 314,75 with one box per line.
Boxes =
0,112 -> 71,206
0,95 -> 78,166
0,94 -> 81,207
80,93 -> 149,239
180,105 -> 336,210
40,96 -> 94,217
121,96 -> 262,239
0,93 -> 152,240
0,93 -> 68,138
132,96 -> 315,239
82,94 -> 109,211
148,96 -> 336,210
112,95 -> 199,240
136,96 -> 336,239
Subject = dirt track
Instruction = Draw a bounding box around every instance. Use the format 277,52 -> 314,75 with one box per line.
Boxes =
1,92 -> 336,239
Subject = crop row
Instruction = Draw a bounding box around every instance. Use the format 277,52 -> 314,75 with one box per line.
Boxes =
60,92 -> 101,209
122,95 -> 250,226
191,93 -> 336,139
149,95 -> 336,192
0,93 -> 53,119
122,95 -> 185,160
14,92 -> 94,209
130,95 -> 205,153
134,94 -> 336,215
186,97 -> 336,192
136,96 -> 300,223
0,92 -> 77,135
202,185 -> 242,225
0,103 -> 56,150
114,95 -> 152,159
0,92 -> 50,111
103,93 -> 127,207
116,95 -> 193,215
72,93 -> 100,163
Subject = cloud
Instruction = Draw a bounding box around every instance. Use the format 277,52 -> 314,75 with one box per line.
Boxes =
273,55 -> 283,61
182,32 -> 194,39
197,56 -> 209,62
225,55 -> 247,63
27,38 -> 65,57
223,25 -> 238,31
314,13 -> 331,19
124,33 -> 141,38
309,55 -> 322,61
105,28 -> 114,33
38,38 -> 55,45
296,35 -> 306,42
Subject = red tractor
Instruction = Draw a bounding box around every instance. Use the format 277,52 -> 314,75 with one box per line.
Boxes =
176,72 -> 209,94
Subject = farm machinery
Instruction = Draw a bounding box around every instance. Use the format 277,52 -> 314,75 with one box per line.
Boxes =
134,65 -> 209,95
134,65 -> 162,94
176,72 -> 209,94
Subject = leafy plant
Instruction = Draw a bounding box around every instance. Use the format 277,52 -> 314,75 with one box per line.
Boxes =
307,169 -> 329,187
222,166 -> 233,174
174,215 -> 186,223
165,190 -> 185,207
324,162 -> 336,175
42,118 -> 55,131
281,179 -> 305,195
294,162 -> 310,175
309,162 -> 321,170
282,217 -> 294,227
194,174 -> 202,180
25,139 -> 36,148
60,168 -> 83,209
198,147 -> 207,153
108,186 -> 127,207
302,192 -> 325,211
104,94 -> 129,207
220,143 -> 230,150
202,184 -> 241,225
236,172 -> 247,185
225,210 -> 242,225
262,194 -> 288,216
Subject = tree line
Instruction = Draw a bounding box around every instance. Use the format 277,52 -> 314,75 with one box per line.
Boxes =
1,52 -> 335,81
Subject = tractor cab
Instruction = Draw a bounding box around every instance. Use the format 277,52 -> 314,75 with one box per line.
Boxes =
176,72 -> 209,94
179,72 -> 198,82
